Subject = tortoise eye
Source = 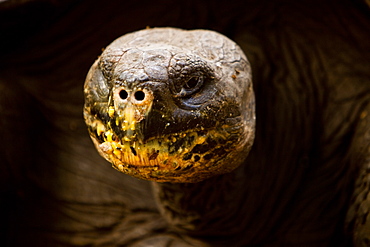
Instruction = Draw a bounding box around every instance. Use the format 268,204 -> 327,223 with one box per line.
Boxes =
177,76 -> 204,97
184,77 -> 200,90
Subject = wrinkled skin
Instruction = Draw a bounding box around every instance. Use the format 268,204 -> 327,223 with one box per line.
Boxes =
1,0 -> 370,246
83,28 -> 255,183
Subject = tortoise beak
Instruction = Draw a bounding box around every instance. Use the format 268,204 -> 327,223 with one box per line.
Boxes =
110,85 -> 154,142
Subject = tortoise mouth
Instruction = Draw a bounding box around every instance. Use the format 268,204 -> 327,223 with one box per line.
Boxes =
86,116 -> 247,183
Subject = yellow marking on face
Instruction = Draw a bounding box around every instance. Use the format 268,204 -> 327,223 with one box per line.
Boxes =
100,129 -> 219,171
108,106 -> 115,118
106,131 -> 113,142
118,164 -> 124,171
130,121 -> 136,131
97,122 -> 105,136
86,116 -> 243,183
196,135 -> 206,144
111,141 -> 118,150
113,149 -> 122,158
118,107 -> 140,134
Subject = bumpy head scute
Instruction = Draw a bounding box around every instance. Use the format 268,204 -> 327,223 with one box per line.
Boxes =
84,27 -> 255,183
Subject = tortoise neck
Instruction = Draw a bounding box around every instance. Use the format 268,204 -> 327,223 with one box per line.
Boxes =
152,166 -> 247,237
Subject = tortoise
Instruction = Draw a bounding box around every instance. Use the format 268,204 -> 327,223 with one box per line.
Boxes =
1,0 -> 369,246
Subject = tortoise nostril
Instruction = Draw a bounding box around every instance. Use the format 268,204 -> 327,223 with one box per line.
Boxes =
119,90 -> 128,100
134,91 -> 145,101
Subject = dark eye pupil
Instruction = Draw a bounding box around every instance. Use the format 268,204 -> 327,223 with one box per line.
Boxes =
184,77 -> 199,89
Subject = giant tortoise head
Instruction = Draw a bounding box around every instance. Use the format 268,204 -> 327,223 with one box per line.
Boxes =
1,0 -> 370,245
84,28 -> 255,183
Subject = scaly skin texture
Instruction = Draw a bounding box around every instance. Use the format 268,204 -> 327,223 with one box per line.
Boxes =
0,0 -> 369,246
83,28 -> 255,183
